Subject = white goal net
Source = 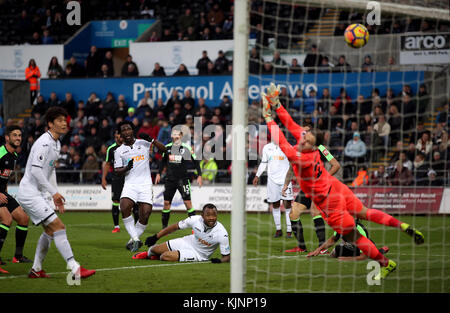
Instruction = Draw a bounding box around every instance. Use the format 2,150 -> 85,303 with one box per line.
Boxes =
236,0 -> 450,293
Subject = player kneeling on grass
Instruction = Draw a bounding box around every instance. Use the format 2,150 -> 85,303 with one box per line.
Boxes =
307,218 -> 389,261
133,203 -> 230,263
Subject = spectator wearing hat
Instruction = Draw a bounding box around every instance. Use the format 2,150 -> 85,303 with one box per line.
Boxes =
361,55 -> 375,72
121,54 -> 139,77
214,50 -> 230,74
185,114 -> 194,128
427,169 -> 442,186
344,131 -> 367,181
125,107 -> 137,122
84,116 -> 98,134
431,151 -> 446,180
196,51 -> 212,75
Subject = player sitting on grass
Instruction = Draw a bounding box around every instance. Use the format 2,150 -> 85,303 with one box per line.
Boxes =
262,83 -> 424,280
307,218 -> 389,261
133,203 -> 230,263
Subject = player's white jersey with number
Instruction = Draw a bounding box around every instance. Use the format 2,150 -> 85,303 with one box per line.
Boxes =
18,131 -> 59,196
256,142 -> 290,185
114,139 -> 153,186
177,215 -> 230,260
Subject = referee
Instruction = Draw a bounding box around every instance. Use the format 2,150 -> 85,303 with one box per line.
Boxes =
101,129 -> 139,233
155,128 -> 202,228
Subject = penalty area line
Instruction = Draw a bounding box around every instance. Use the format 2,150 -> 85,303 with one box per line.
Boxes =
0,255 -> 300,280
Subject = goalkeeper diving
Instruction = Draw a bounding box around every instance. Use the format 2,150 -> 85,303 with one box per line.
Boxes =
261,82 -> 424,280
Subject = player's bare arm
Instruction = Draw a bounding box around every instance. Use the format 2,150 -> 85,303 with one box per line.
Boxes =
211,254 -> 230,263
145,223 -> 180,246
151,139 -> 167,153
101,161 -> 110,190
326,152 -> 341,176
307,235 -> 338,258
282,165 -> 294,195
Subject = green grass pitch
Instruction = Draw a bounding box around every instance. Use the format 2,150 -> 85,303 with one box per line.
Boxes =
0,211 -> 449,293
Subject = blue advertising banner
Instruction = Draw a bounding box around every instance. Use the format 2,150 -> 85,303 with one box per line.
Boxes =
40,71 -> 424,108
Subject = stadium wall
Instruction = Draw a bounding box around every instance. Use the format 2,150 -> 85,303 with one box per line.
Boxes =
6,185 -> 450,214
0,45 -> 64,80
40,71 -> 424,108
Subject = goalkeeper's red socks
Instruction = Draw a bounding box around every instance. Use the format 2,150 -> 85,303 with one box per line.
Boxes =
355,235 -> 389,267
365,209 -> 401,228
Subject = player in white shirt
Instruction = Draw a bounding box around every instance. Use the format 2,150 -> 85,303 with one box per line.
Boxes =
16,107 -> 96,279
114,121 -> 166,252
253,140 -> 293,238
132,203 -> 230,263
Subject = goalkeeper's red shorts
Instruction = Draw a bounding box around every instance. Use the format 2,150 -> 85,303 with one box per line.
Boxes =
314,179 -> 363,236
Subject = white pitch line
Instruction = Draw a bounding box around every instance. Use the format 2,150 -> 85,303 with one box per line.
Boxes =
0,253 -> 447,280
0,256 -> 302,280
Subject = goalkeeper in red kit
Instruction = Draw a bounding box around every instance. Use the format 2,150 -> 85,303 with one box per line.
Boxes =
261,83 -> 424,280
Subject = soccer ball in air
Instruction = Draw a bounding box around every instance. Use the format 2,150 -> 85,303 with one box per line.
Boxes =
344,24 -> 369,48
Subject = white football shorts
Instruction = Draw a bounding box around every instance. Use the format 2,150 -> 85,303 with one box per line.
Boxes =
267,179 -> 294,203
16,193 -> 58,226
167,235 -> 205,262
120,183 -> 153,205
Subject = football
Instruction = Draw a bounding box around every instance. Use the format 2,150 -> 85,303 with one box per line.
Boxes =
344,23 -> 369,48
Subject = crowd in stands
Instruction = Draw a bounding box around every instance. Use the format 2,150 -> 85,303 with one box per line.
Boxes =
2,75 -> 449,187
0,86 -> 237,184
262,83 -> 450,186
1,0 -> 448,48
2,0 -> 449,186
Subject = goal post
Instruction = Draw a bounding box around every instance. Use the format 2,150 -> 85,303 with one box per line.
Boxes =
231,0 -> 249,293
233,0 -> 450,293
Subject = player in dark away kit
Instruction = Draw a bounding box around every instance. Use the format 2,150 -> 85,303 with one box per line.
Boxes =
155,129 -> 202,228
0,126 -> 32,273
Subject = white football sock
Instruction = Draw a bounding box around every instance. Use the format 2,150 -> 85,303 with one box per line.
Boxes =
123,215 -> 139,241
53,229 -> 78,273
272,207 -> 281,230
135,222 -> 147,240
32,232 -> 53,272
285,208 -> 292,232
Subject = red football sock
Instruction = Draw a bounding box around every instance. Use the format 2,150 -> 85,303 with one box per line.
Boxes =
365,209 -> 401,228
355,236 -> 389,267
